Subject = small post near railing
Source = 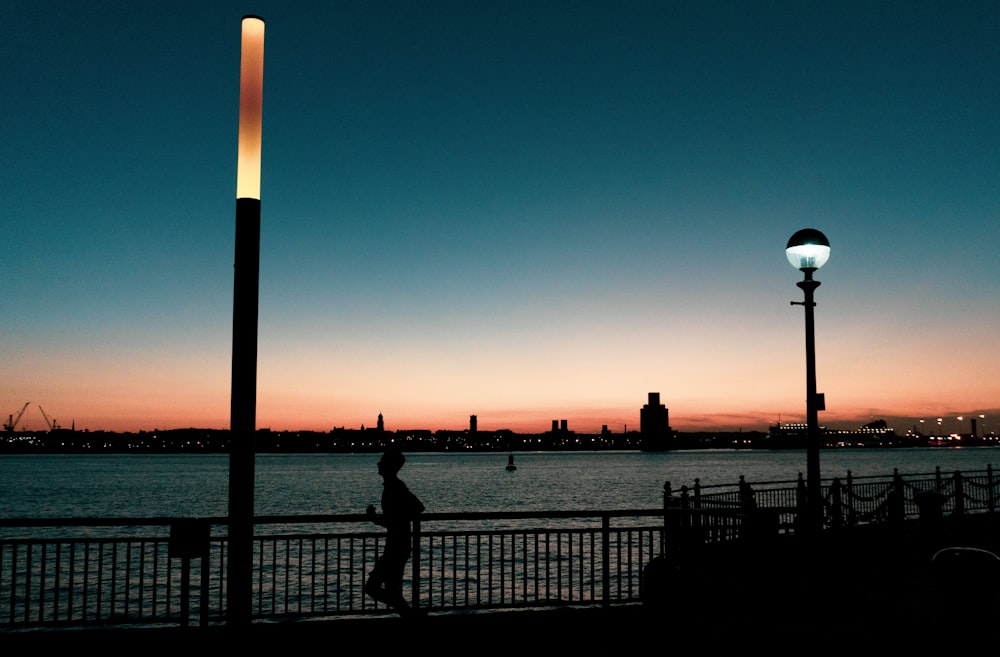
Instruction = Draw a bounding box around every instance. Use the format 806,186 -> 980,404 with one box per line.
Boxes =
169,519 -> 211,627
663,482 -> 696,552
663,481 -> 677,553
989,465 -> 995,513
739,476 -> 756,511
830,478 -> 843,531
795,473 -> 807,532
845,471 -> 856,526
889,469 -> 905,525
953,472 -> 965,516
914,489 -> 946,523
679,484 -> 691,547
601,514 -> 611,605
411,518 -> 423,612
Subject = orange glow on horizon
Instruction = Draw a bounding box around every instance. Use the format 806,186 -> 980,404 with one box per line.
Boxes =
236,16 -> 264,200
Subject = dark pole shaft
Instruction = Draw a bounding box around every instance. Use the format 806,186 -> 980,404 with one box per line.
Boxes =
228,197 -> 260,624
798,273 -> 822,533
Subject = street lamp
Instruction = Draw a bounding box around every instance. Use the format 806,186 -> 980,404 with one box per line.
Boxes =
787,228 -> 830,534
229,14 -> 265,627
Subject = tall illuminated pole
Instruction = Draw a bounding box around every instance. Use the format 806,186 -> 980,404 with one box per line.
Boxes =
786,228 -> 830,535
229,15 -> 264,626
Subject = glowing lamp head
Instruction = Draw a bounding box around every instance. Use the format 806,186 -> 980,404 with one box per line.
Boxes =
786,228 -> 830,271
237,16 -> 265,200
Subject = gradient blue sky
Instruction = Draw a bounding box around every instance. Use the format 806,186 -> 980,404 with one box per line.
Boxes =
3,1 -> 998,435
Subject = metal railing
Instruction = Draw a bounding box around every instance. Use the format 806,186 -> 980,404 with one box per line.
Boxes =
2,465 -> 996,631
0,510 -> 664,630
663,465 -> 998,546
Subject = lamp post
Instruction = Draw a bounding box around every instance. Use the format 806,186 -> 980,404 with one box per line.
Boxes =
787,228 -> 830,535
228,15 -> 264,626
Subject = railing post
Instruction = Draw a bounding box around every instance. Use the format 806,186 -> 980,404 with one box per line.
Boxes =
795,473 -> 807,533
690,479 -> 702,544
662,481 -> 673,554
169,519 -> 210,627
680,485 -> 693,548
739,476 -> 757,543
988,465 -> 995,513
601,514 -> 611,606
935,466 -> 943,490
830,478 -> 843,531
953,472 -> 965,516
739,476 -> 756,511
411,518 -> 423,611
889,469 -> 905,524
846,470 -> 856,526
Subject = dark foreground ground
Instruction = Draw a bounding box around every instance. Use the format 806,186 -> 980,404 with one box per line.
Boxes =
5,513 -> 998,650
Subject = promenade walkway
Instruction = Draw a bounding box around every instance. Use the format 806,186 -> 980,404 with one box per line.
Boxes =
0,592 -> 987,650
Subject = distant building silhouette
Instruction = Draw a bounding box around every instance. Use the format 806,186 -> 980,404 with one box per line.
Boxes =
549,419 -> 571,433
377,412 -> 384,432
470,414 -> 477,433
640,392 -> 672,451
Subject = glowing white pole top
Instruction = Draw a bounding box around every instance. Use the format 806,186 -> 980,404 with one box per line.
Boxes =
785,228 -> 830,271
237,16 -> 265,200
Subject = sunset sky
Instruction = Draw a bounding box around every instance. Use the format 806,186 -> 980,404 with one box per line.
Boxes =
2,1 -> 998,436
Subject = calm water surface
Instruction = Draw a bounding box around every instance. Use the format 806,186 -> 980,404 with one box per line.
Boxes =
1,447 -> 997,519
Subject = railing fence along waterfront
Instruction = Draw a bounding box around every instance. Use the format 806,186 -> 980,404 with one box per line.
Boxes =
1,465 -> 996,631
665,465 -> 997,548
0,511 -> 664,630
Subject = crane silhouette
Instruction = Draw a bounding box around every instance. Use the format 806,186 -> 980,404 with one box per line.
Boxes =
4,402 -> 30,432
38,406 -> 59,431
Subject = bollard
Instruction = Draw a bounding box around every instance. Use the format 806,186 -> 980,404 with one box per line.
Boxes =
170,519 -> 211,627
914,490 -> 946,523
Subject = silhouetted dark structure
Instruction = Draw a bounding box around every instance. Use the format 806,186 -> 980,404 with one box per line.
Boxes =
640,392 -> 672,450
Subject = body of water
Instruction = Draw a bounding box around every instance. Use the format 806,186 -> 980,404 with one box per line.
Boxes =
1,447 -> 997,519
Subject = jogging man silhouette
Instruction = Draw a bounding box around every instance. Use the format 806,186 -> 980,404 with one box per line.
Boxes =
364,448 -> 425,616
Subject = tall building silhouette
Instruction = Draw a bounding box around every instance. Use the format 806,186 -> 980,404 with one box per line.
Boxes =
470,414 -> 477,433
640,392 -> 671,450
377,412 -> 384,432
